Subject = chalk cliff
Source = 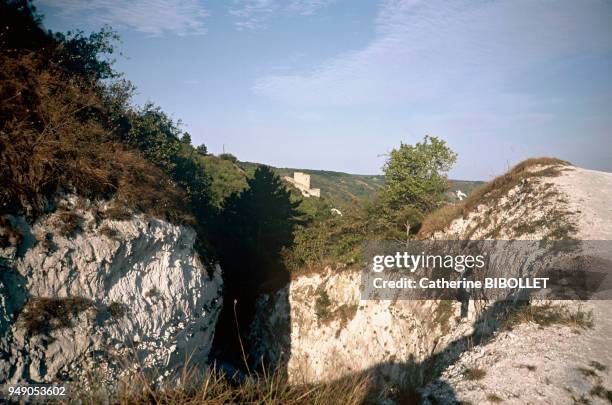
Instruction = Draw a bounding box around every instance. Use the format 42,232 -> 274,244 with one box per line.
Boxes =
0,196 -> 222,385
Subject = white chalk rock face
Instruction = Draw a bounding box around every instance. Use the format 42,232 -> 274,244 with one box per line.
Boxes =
250,266 -> 474,384
0,196 -> 222,385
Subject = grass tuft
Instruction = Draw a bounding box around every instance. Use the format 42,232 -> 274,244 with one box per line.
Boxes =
463,367 -> 486,381
590,384 -> 612,403
71,363 -> 371,405
19,296 -> 93,335
314,288 -> 333,321
57,210 -> 83,237
107,301 -> 128,319
486,393 -> 503,403
499,302 -> 593,332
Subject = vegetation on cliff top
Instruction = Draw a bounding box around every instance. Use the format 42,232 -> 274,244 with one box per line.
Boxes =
418,157 -> 570,237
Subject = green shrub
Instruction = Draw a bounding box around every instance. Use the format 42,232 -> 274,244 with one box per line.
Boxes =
315,289 -> 332,321
219,153 -> 238,163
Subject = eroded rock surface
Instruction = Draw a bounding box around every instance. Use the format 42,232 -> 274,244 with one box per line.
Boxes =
0,196 -> 222,385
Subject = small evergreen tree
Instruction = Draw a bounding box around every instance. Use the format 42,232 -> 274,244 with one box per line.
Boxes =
196,144 -> 208,156
212,165 -> 302,365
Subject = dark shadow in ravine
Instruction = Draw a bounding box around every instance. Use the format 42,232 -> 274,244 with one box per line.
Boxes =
209,165 -> 298,378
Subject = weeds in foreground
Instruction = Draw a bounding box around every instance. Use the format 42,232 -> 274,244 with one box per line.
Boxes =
68,364 -> 370,405
499,301 -> 593,331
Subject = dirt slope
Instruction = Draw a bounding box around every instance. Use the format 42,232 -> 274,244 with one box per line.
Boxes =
423,165 -> 612,404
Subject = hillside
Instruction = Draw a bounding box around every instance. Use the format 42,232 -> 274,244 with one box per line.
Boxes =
6,3 -> 608,403
239,161 -> 482,207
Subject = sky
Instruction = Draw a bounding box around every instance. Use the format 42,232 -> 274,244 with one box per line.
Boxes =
37,0 -> 612,180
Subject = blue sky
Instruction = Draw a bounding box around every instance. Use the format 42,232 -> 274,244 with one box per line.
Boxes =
37,0 -> 612,180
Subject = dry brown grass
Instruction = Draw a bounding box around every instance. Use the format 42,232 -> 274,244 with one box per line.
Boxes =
57,210 -> 83,237
70,365 -> 371,405
486,393 -> 503,403
418,157 -> 570,237
18,296 -> 93,335
462,367 -> 486,381
0,52 -> 192,224
0,216 -> 23,248
499,301 -> 593,332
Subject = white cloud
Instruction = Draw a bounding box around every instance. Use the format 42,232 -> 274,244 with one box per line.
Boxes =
229,0 -> 277,30
40,0 -> 209,36
253,0 -> 612,106
229,0 -> 334,30
287,0 -> 335,16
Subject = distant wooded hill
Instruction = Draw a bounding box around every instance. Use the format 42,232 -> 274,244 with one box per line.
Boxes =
237,161 -> 483,207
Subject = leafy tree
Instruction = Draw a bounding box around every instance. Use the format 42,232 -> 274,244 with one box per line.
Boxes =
382,135 -> 457,213
198,155 -> 248,207
125,104 -> 182,173
52,27 -> 120,80
196,144 -> 208,156
215,165 -> 301,291
180,132 -> 192,145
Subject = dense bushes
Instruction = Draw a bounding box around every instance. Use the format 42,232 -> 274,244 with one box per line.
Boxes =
122,104 -> 216,227
0,1 -> 211,228
0,51 -> 190,222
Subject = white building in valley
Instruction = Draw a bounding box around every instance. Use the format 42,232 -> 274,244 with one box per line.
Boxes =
284,172 -> 321,198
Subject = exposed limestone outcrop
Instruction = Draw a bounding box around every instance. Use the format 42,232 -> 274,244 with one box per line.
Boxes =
250,267 -> 473,384
0,196 -> 222,386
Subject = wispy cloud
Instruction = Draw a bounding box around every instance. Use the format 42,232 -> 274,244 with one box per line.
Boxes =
40,0 -> 209,36
229,0 -> 334,30
229,0 -> 277,30
253,0 -> 612,106
286,0 -> 335,16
